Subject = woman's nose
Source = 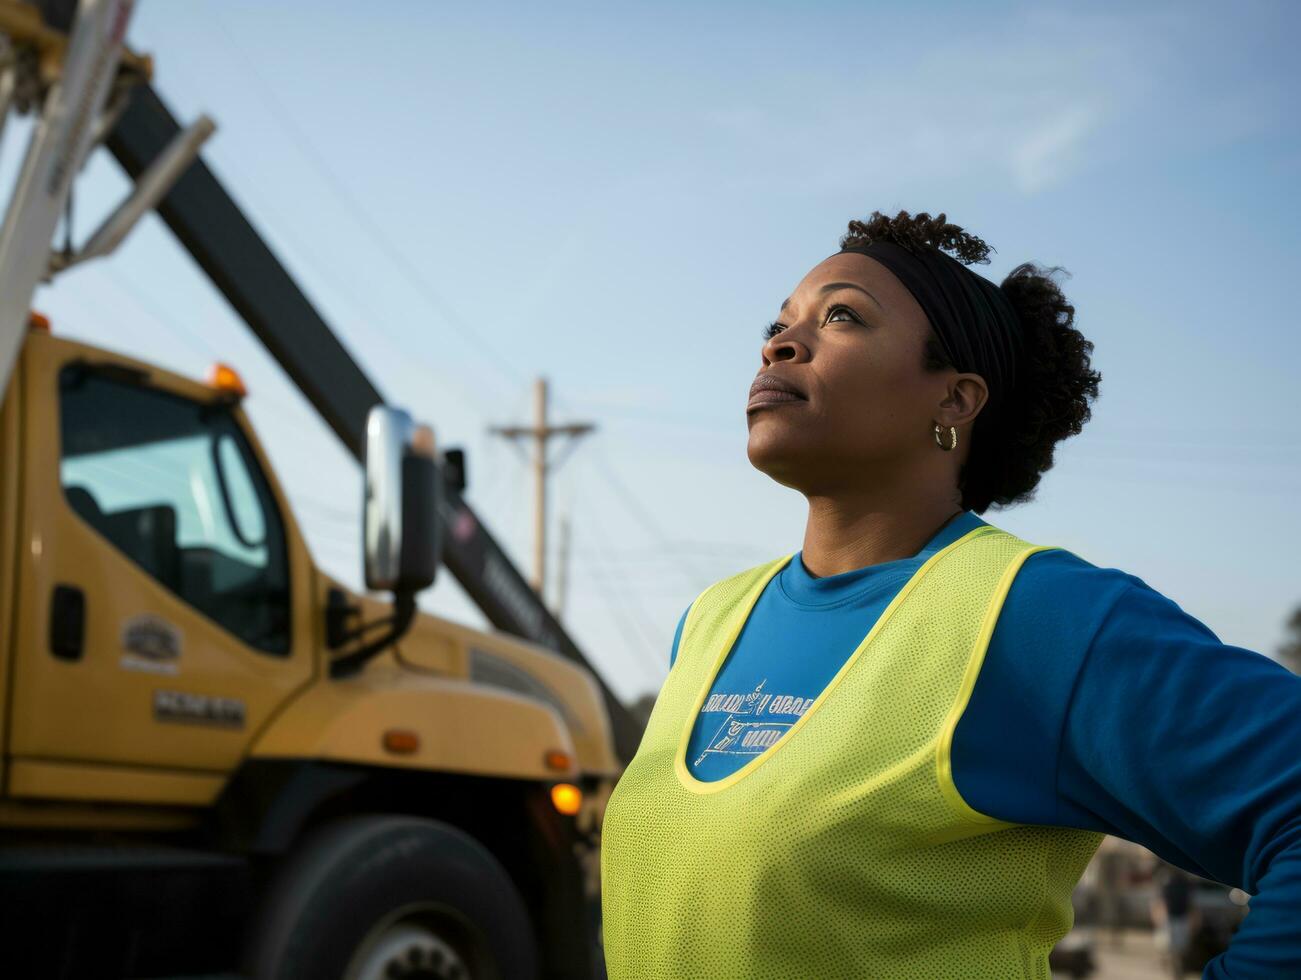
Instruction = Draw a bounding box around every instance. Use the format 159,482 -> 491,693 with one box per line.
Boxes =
761,333 -> 810,367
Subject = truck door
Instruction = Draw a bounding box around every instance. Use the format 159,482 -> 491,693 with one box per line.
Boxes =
8,336 -> 315,800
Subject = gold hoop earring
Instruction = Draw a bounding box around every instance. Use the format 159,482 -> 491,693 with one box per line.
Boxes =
934,423 -> 957,451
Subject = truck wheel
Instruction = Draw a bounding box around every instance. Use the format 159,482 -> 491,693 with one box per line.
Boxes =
244,814 -> 538,980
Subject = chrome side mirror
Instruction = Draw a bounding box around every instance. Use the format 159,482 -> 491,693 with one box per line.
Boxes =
363,405 -> 439,593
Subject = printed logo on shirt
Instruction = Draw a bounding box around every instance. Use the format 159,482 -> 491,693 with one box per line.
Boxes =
693,679 -> 816,766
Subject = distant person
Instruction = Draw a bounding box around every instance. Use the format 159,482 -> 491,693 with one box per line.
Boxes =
1152,864 -> 1200,979
1095,848 -> 1129,949
599,209 -> 1301,978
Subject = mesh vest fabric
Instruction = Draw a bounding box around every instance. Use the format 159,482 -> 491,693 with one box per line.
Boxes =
601,524 -> 1106,980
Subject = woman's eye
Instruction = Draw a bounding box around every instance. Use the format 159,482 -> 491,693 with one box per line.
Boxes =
764,306 -> 858,339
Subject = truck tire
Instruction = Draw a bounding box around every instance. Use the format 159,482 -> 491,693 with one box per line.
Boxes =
243,814 -> 539,980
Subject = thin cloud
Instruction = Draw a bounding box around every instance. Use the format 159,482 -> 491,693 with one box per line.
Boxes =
1010,103 -> 1102,194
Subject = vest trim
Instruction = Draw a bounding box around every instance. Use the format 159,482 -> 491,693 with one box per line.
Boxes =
935,542 -> 1062,826
673,524 -> 998,795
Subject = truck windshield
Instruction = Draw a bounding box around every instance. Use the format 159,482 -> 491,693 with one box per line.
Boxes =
58,365 -> 291,655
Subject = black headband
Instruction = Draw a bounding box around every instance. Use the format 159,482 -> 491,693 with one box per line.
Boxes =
837,241 -> 1023,407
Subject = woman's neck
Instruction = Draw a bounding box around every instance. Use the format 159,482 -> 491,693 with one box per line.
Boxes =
800,494 -> 966,577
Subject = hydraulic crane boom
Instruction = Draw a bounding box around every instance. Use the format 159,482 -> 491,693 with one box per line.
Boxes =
26,0 -> 644,762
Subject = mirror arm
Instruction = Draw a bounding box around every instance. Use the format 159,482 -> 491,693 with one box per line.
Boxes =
328,591 -> 417,679
332,613 -> 402,645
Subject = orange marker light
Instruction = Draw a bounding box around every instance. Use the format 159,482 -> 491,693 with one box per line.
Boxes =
382,729 -> 420,755
544,750 -> 572,771
28,311 -> 50,332
551,782 -> 582,816
208,362 -> 248,399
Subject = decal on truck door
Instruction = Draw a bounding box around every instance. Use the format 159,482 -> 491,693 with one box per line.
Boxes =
120,614 -> 182,675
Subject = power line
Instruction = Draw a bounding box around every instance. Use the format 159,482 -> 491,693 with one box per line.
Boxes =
202,6 -> 524,392
573,492 -> 669,690
93,264 -> 318,425
548,389 -> 745,591
137,35 -> 505,430
583,445 -> 718,591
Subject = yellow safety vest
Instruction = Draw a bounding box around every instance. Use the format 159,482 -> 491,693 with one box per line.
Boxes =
601,523 -> 1105,979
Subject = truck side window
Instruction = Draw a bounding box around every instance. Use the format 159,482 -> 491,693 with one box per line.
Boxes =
58,367 -> 291,656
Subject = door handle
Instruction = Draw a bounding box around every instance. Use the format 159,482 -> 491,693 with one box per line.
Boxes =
50,585 -> 85,662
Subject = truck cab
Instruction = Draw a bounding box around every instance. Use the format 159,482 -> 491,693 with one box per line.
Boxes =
0,327 -> 620,979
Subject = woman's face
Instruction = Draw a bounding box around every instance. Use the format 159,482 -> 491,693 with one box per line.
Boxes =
745,251 -> 982,495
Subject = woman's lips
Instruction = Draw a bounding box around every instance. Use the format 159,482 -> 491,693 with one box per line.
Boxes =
747,388 -> 806,411
747,373 -> 807,412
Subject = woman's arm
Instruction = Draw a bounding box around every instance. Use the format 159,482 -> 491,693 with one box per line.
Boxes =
1055,580 -> 1301,978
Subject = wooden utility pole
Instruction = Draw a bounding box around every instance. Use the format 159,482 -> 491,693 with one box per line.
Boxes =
490,378 -> 594,596
554,513 -> 571,618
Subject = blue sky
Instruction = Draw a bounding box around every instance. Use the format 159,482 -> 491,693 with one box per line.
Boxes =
14,0 -> 1299,701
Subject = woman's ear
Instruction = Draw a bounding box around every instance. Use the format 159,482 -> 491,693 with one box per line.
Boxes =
936,373 -> 989,428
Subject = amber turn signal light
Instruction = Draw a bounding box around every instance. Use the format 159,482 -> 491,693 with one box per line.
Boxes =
551,783 -> 582,816
382,729 -> 420,755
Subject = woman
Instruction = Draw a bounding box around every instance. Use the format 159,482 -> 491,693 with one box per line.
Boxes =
600,210 -> 1301,979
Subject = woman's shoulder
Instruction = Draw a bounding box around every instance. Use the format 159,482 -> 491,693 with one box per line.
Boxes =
668,556 -> 791,668
997,535 -> 1223,653
677,555 -> 792,636
989,537 -> 1151,654
979,522 -> 1150,610
1019,544 -> 1142,594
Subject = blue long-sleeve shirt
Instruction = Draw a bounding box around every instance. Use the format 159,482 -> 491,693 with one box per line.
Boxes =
668,510 -> 1301,978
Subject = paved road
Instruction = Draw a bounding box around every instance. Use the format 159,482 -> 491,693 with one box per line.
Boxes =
1054,927 -> 1202,980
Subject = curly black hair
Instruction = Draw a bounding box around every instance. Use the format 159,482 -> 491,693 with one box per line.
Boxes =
840,209 -> 1101,514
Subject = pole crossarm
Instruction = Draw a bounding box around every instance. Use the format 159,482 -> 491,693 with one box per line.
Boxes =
489,377 -> 595,600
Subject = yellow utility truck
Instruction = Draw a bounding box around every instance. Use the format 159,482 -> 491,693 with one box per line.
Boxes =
0,324 -> 621,979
